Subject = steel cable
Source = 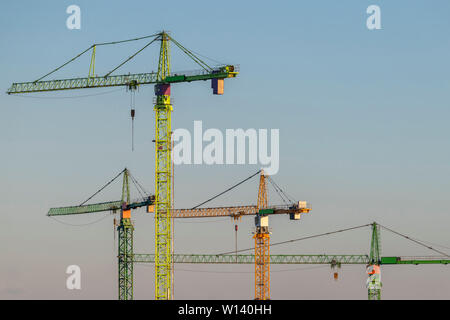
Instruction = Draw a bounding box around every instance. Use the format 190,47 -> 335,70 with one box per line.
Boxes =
215,223 -> 373,256
34,33 -> 160,82
378,224 -> 450,258
190,170 -> 261,209
79,169 -> 126,206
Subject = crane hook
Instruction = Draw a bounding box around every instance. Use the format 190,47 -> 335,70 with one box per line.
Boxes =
131,108 -> 135,151
128,83 -> 137,152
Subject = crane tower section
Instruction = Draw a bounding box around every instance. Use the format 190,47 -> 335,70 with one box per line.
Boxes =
154,32 -> 173,300
255,171 -> 270,300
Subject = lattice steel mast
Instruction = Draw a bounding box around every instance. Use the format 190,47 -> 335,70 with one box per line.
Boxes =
117,169 -> 134,300
254,170 -> 270,300
154,32 -> 173,300
367,222 -> 382,300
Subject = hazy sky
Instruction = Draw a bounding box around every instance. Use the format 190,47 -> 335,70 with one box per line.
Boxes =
1,1 -> 449,299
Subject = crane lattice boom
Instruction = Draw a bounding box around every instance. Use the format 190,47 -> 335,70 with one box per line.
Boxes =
7,67 -> 237,94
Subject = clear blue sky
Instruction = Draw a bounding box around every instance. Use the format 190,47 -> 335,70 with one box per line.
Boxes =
1,0 -> 450,299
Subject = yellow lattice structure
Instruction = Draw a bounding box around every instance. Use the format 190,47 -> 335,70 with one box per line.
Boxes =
154,32 -> 173,300
255,232 -> 270,300
254,170 -> 270,300
257,171 -> 268,211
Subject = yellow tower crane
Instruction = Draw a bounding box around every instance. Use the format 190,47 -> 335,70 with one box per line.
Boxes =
7,31 -> 238,300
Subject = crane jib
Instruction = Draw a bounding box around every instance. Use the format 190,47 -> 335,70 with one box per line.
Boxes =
7,68 -> 238,94
48,198 -> 153,216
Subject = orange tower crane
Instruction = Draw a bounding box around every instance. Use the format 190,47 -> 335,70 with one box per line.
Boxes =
149,170 -> 311,300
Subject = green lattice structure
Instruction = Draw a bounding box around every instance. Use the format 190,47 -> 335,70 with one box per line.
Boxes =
368,222 -> 382,300
48,201 -> 122,216
47,168 -> 154,300
134,254 -> 370,265
118,216 -> 134,300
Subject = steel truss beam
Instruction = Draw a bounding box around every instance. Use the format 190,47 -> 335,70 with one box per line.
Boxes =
134,254 -> 370,264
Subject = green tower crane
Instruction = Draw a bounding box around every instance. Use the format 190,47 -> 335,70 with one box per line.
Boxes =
7,31 -> 239,299
47,168 -> 154,300
135,222 -> 449,299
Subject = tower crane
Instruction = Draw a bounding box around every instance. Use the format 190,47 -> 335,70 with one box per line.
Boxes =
47,168 -> 154,300
136,222 -> 450,300
7,31 -> 239,300
45,167 -> 449,299
148,170 -> 312,300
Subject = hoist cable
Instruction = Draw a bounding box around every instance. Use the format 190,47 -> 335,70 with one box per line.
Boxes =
267,176 -> 296,204
34,46 -> 94,82
168,35 -> 213,72
267,177 -> 291,206
129,172 -> 150,197
129,174 -> 148,201
188,49 -> 228,66
49,214 -> 112,227
93,33 -> 160,47
129,175 -> 145,201
105,37 -> 159,77
378,224 -> 450,258
216,223 -> 372,255
79,169 -> 126,206
130,89 -> 136,152
408,238 -> 450,251
191,170 -> 261,209
33,33 -> 160,82
270,183 -> 289,206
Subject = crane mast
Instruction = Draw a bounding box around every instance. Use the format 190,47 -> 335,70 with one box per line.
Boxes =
117,208 -> 134,300
154,32 -> 173,300
118,169 -> 134,300
255,171 -> 270,300
367,222 -> 382,300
